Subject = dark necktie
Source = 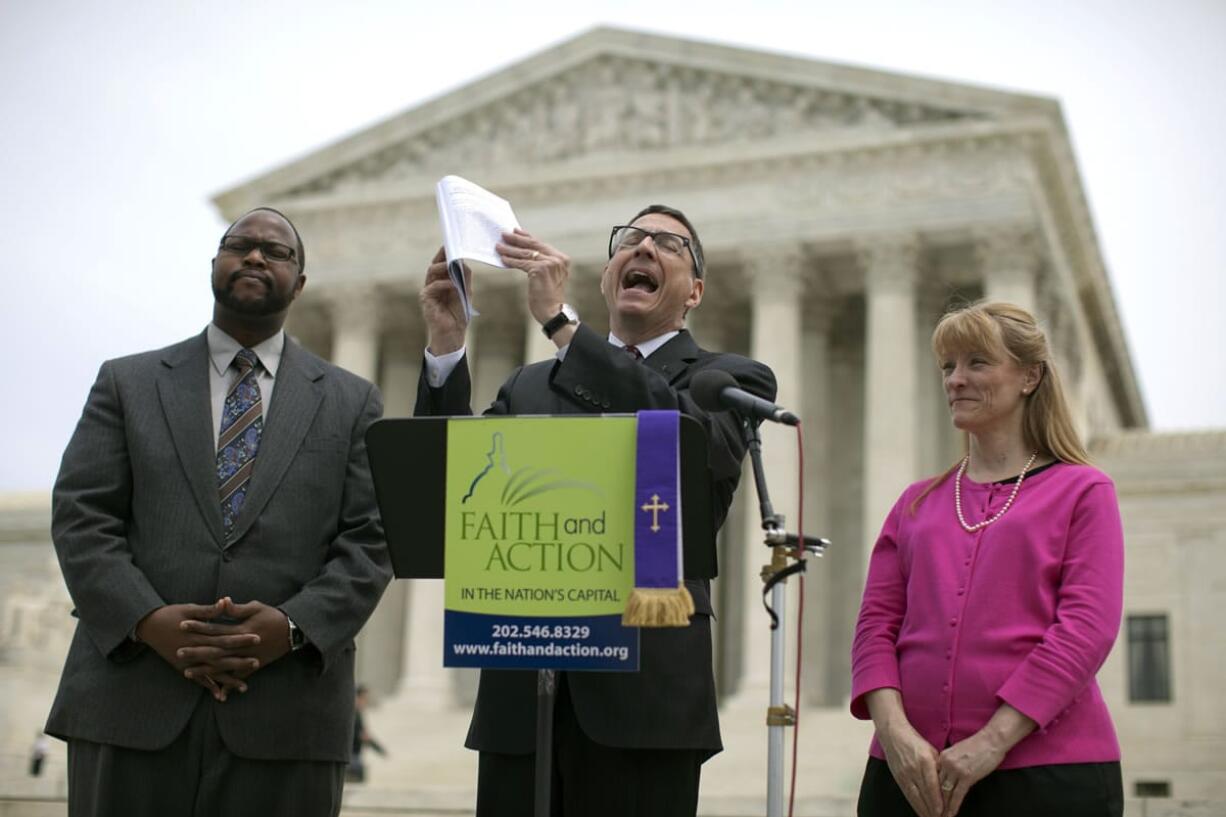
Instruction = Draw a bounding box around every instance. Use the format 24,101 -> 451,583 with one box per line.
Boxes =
623,345 -> 644,361
217,349 -> 263,537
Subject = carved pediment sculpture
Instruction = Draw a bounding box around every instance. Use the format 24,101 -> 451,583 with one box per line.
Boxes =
283,54 -> 982,198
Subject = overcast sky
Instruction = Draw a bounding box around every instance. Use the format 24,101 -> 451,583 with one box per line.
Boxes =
2,0 -> 1223,493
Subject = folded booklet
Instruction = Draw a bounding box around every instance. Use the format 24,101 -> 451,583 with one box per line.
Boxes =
435,175 -> 523,323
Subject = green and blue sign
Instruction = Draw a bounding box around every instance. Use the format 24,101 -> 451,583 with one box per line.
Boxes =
443,416 -> 641,671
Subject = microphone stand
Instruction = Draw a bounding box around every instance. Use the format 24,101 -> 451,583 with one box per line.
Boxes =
739,416 -> 828,817
534,669 -> 556,817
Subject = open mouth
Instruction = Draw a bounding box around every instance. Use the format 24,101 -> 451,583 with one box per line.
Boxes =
621,269 -> 658,293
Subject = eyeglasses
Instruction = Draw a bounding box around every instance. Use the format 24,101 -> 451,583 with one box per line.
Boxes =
218,235 -> 298,264
608,225 -> 702,278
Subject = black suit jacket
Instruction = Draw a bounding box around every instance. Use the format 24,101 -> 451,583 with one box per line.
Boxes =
416,324 -> 776,755
47,332 -> 391,762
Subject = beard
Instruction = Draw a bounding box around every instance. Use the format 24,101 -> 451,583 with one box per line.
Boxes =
212,272 -> 295,316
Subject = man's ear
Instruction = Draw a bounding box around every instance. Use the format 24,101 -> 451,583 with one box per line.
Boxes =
686,278 -> 704,310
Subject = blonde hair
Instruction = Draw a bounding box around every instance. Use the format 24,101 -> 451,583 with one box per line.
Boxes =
911,300 -> 1089,511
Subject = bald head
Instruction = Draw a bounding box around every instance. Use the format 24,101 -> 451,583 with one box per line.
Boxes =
223,207 -> 305,275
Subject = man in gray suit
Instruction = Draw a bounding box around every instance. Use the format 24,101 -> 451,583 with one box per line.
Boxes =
48,207 -> 390,816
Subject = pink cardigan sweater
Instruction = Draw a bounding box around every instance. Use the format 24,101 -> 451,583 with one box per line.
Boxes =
850,463 -> 1123,769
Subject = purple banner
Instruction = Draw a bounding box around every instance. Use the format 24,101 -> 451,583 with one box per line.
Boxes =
633,410 -> 681,588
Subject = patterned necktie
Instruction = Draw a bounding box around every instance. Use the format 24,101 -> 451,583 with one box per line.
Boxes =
217,348 -> 263,537
623,345 -> 644,361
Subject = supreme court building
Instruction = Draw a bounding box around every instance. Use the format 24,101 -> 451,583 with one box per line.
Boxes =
2,27 -> 1223,815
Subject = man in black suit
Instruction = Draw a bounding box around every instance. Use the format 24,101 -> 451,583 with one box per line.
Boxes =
417,204 -> 776,816
48,208 -> 390,816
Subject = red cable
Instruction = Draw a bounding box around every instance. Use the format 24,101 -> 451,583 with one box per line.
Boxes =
788,422 -> 805,817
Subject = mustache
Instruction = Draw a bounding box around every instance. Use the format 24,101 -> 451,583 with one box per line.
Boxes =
226,267 -> 272,287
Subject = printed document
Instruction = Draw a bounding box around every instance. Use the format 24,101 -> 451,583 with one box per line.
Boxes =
435,175 -> 522,323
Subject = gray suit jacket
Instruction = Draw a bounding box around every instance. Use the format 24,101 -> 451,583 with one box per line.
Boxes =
46,331 -> 390,762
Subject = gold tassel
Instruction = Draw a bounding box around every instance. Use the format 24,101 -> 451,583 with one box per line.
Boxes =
621,583 -> 695,628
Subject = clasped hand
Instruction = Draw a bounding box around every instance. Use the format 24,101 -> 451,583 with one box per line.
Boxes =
881,724 -> 1006,817
932,731 -> 1009,817
136,597 -> 291,702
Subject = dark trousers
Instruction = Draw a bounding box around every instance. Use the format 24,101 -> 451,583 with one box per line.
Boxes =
67,697 -> 345,817
476,675 -> 704,817
858,756 -> 1123,817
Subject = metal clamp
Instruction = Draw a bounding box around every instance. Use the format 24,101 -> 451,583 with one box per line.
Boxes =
766,704 -> 797,727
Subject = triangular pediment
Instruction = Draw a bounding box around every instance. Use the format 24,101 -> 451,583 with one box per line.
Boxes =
279,56 -> 981,199
215,27 -> 1059,208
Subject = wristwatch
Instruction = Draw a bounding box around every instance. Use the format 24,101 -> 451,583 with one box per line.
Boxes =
286,616 -> 306,651
541,303 -> 579,339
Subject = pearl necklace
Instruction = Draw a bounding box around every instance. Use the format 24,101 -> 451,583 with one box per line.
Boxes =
954,451 -> 1038,533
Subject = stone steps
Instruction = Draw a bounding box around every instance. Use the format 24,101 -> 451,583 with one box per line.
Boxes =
3,694 -> 1220,817
355,691 -> 875,810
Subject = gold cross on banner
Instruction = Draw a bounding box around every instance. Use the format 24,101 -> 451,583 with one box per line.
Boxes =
640,493 -> 671,532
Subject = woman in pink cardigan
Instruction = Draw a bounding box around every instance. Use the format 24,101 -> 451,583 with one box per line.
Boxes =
851,301 -> 1124,817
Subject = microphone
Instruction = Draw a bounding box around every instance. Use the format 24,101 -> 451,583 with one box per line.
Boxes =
690,369 -> 799,426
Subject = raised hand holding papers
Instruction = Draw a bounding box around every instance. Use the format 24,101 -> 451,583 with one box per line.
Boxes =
435,175 -> 522,323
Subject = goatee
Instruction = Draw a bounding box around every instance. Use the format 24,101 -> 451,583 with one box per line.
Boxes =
213,278 -> 293,316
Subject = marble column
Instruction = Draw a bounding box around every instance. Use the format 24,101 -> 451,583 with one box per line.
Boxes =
327,287 -> 404,694
358,314 -> 419,698
735,246 -> 805,701
977,225 -> 1040,315
799,297 -> 836,705
329,287 -> 380,381
381,343 -> 422,419
859,234 -> 921,569
398,579 -> 449,703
